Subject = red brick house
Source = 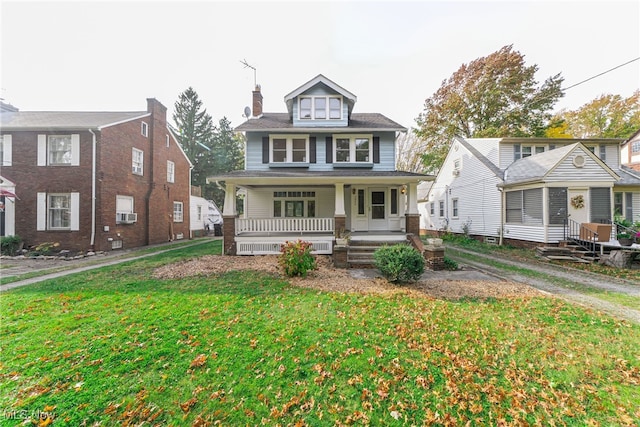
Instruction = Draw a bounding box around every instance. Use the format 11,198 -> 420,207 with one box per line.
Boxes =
0,98 -> 192,252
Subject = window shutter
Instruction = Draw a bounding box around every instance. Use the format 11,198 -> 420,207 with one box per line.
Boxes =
70,192 -> 80,231
309,137 -> 316,163
71,134 -> 80,166
262,137 -> 269,164
37,192 -> 46,230
2,135 -> 11,166
513,144 -> 521,161
373,137 -> 380,163
38,134 -> 47,166
325,137 -> 332,163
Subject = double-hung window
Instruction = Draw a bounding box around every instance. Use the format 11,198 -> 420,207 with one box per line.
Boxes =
299,96 -> 342,120
273,191 -> 316,218
632,141 -> 640,153
334,134 -> 372,163
132,148 -> 144,175
37,134 -> 80,166
36,192 -> 79,231
173,202 -> 184,222
514,144 -> 546,160
1,135 -> 11,166
167,160 -> 175,183
270,135 -> 309,163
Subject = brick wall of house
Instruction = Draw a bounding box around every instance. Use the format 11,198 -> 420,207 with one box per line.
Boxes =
95,99 -> 191,251
2,98 -> 192,253
1,130 -> 94,251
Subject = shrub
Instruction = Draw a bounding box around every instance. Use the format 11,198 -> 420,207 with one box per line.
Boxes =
374,244 -> 425,283
443,256 -> 459,271
32,241 -> 60,255
278,240 -> 317,278
0,235 -> 22,256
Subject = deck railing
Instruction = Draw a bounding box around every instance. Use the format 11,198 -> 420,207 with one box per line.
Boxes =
236,217 -> 334,235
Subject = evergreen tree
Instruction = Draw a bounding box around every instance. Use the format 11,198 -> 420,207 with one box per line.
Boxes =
172,87 -> 216,190
207,117 -> 245,208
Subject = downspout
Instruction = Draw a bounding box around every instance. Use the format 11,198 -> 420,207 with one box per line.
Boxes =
498,187 -> 504,246
89,129 -> 97,249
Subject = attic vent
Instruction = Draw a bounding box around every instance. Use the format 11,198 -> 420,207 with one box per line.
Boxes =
573,155 -> 585,168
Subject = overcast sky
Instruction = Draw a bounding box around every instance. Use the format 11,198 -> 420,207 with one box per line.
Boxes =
1,1 -> 639,130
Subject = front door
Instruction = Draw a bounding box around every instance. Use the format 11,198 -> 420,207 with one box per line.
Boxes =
369,188 -> 387,231
567,188 -> 589,225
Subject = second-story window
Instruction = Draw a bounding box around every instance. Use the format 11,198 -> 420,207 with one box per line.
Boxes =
334,135 -> 372,163
270,135 -> 308,163
299,96 -> 342,120
167,160 -> 175,183
141,122 -> 148,137
132,148 -> 144,175
48,136 -> 72,165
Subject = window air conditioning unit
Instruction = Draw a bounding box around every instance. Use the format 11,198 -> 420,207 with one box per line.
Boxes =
116,212 -> 138,224
452,169 -> 460,176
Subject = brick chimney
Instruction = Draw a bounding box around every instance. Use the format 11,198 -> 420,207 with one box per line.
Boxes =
252,85 -> 263,117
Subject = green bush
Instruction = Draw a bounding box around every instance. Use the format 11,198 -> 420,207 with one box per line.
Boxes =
443,256 -> 459,271
278,240 -> 317,277
374,244 -> 425,283
0,235 -> 22,256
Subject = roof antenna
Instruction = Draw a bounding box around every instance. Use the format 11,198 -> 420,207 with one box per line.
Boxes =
240,59 -> 257,87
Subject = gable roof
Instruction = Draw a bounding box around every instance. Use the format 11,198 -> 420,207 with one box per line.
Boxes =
503,143 -> 619,185
455,137 -> 503,178
235,112 -> 406,132
0,111 -> 149,131
284,74 -> 357,118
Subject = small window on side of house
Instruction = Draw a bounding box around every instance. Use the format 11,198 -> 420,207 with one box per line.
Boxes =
173,202 -> 184,222
430,202 -> 434,216
452,198 -> 459,218
141,122 -> 148,137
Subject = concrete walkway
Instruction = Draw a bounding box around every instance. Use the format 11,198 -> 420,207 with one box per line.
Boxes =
0,238 -> 219,292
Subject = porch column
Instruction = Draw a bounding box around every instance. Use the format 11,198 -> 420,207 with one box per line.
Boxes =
222,183 -> 237,255
405,182 -> 420,236
334,183 -> 346,236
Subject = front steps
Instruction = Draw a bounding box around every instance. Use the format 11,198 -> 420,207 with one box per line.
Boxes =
346,237 -> 408,268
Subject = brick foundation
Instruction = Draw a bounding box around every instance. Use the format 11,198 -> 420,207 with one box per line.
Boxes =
334,215 -> 346,237
223,215 -> 236,255
333,245 -> 348,268
405,213 -> 420,236
423,244 -> 445,271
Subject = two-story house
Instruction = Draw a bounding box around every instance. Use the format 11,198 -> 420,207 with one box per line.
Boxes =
621,128 -> 640,172
208,75 -> 433,258
0,98 -> 192,252
419,136 -> 640,247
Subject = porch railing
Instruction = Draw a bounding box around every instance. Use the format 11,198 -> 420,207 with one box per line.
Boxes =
236,217 -> 334,235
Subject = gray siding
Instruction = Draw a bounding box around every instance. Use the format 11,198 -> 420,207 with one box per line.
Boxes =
546,148 -> 617,183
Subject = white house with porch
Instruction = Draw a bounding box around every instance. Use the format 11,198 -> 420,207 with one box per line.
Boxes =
208,74 -> 433,259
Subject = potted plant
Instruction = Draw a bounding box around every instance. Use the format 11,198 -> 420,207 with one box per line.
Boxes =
335,229 -> 350,246
617,232 -> 634,247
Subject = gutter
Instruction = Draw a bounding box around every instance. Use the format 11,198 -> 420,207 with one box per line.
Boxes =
89,129 -> 97,249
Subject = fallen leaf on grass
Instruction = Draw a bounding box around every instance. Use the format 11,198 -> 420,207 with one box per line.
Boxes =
189,354 -> 207,369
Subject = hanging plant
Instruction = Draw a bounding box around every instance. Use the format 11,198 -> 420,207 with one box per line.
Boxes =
571,195 -> 584,209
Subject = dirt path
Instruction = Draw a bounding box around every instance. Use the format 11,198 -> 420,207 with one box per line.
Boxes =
448,246 -> 640,324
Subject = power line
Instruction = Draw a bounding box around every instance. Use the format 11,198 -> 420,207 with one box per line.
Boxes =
562,57 -> 640,92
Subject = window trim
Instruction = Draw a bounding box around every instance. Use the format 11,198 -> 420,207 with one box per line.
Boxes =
333,134 -> 373,164
132,148 -> 144,175
269,134 -> 309,163
173,201 -> 184,222
272,191 -> 316,218
452,198 -> 459,218
438,201 -> 445,217
631,141 -> 640,153
298,95 -> 343,120
141,122 -> 149,137
167,160 -> 175,183
47,193 -> 71,230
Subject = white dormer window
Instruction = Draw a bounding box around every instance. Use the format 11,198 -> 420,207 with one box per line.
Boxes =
334,134 -> 372,163
270,135 -> 309,163
299,96 -> 342,120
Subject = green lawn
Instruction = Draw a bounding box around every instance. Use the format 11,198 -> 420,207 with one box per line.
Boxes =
1,241 -> 639,425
